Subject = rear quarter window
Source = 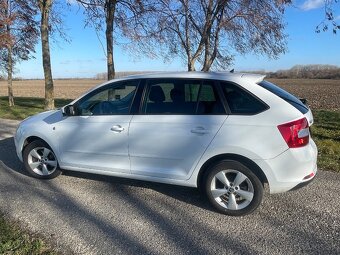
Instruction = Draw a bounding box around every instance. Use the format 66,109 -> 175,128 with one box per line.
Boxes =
258,80 -> 309,114
221,82 -> 268,115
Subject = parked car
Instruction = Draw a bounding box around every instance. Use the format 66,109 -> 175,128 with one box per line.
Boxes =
14,72 -> 317,216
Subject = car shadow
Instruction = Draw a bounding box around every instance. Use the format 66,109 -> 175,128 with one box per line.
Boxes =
0,137 -> 27,175
0,136 -> 213,212
65,170 -> 213,212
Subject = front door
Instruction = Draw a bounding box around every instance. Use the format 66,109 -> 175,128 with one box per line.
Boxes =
56,80 -> 139,173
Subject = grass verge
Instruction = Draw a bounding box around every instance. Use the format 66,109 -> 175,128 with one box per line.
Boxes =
0,97 -> 72,120
0,214 -> 56,254
311,110 -> 340,172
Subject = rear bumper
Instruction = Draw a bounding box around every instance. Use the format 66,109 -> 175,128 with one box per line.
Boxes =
254,138 -> 318,194
288,172 -> 316,191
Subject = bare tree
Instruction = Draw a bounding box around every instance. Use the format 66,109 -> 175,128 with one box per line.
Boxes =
76,0 -> 144,80
0,0 -> 38,107
0,1 -> 11,49
123,0 -> 287,72
38,0 -> 55,110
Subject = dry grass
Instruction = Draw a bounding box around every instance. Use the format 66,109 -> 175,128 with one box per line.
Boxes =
0,79 -> 105,100
1,78 -> 340,110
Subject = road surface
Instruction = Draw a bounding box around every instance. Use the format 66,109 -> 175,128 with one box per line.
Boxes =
0,118 -> 339,254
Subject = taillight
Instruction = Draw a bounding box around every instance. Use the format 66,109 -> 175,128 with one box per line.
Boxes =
277,117 -> 309,148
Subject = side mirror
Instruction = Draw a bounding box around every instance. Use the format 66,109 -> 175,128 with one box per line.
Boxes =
62,105 -> 75,116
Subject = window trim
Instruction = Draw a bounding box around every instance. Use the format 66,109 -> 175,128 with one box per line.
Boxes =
138,78 -> 227,115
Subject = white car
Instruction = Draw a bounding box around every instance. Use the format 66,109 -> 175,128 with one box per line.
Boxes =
14,72 -> 317,216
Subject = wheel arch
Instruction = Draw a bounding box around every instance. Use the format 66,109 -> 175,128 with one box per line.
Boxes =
22,136 -> 59,162
197,153 -> 268,189
23,136 -> 46,150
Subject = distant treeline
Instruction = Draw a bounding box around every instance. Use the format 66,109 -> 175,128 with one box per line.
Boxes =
267,65 -> 340,79
2,65 -> 340,81
94,71 -> 156,80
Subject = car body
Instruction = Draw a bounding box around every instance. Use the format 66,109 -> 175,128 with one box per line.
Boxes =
14,72 -> 317,216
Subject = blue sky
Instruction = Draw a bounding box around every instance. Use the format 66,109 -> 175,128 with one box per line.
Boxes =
16,0 -> 340,79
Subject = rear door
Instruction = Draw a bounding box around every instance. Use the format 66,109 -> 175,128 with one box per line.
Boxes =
128,79 -> 227,180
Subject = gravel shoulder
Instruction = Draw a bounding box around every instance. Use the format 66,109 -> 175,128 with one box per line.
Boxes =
0,118 -> 19,140
0,118 -> 339,254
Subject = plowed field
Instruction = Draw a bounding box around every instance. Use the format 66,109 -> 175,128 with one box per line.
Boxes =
1,78 -> 339,110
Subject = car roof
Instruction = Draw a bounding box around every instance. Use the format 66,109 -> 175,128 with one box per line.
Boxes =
120,71 -> 265,82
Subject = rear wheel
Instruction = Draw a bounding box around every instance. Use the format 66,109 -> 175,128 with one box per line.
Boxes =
203,160 -> 263,216
23,140 -> 62,179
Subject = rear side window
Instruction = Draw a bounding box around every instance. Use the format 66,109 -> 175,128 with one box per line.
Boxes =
258,80 -> 308,114
143,79 -> 225,114
221,82 -> 268,115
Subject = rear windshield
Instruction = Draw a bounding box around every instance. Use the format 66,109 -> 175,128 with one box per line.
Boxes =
258,80 -> 309,114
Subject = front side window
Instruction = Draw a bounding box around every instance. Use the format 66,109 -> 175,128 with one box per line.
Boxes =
76,80 -> 138,116
143,79 -> 225,114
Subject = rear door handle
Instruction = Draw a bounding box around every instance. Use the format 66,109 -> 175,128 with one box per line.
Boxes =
191,127 -> 208,134
111,125 -> 125,132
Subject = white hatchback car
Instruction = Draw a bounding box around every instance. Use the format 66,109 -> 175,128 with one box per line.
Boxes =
14,72 -> 317,216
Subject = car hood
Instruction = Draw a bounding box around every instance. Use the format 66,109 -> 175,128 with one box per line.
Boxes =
21,109 -> 63,126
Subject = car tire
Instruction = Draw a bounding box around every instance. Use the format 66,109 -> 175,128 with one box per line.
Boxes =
203,160 -> 263,216
23,140 -> 62,179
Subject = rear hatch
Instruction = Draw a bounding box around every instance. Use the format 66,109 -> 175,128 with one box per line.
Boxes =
258,80 -> 314,126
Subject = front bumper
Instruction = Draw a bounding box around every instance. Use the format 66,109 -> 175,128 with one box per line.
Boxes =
14,126 -> 24,162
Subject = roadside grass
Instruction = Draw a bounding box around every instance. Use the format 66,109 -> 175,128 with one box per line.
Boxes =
0,214 -> 56,254
0,97 -> 72,120
311,110 -> 340,172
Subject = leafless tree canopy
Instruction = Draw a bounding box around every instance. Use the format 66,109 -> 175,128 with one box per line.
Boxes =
120,0 -> 287,71
315,0 -> 340,34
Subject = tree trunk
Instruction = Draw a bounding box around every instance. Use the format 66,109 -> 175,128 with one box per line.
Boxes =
184,0 -> 195,71
201,40 -> 212,72
105,0 -> 116,80
201,57 -> 211,71
188,58 -> 196,71
7,45 -> 14,106
5,0 -> 14,106
39,0 -> 54,110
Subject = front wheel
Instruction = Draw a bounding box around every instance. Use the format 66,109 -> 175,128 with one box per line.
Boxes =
23,140 -> 62,179
203,160 -> 263,216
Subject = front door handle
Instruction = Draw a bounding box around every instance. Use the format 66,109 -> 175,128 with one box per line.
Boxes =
191,126 -> 208,135
111,125 -> 125,132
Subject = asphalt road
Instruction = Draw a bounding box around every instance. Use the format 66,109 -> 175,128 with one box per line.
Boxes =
0,119 -> 339,255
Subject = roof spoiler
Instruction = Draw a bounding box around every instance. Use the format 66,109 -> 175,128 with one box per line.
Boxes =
241,73 -> 266,84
